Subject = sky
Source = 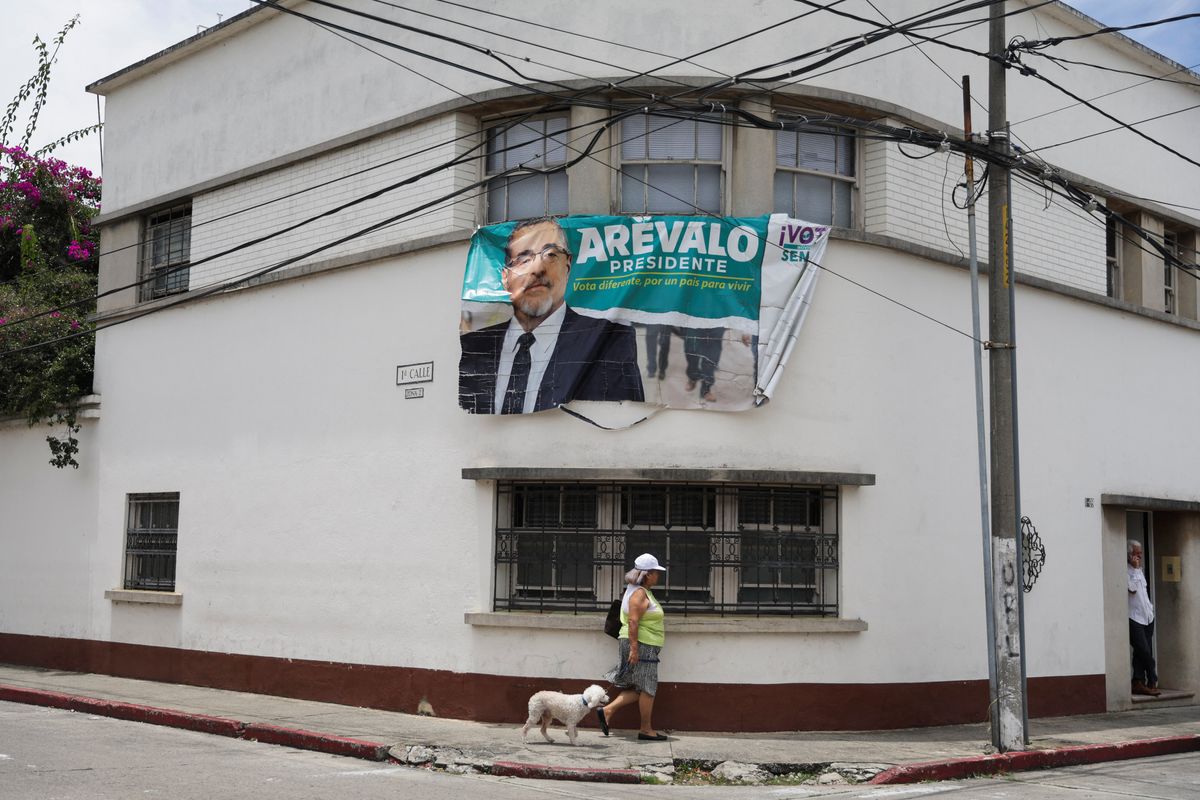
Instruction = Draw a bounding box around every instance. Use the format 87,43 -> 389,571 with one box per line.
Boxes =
1,1 -> 1198,179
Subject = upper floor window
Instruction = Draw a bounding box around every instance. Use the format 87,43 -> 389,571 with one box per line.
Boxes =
620,113 -> 724,215
774,123 -> 855,226
493,481 -> 839,617
124,492 -> 179,591
1163,230 -> 1178,314
1105,217 -> 1122,300
140,204 -> 192,301
485,114 -> 568,223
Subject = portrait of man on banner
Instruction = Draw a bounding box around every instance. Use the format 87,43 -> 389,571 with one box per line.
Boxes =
458,217 -> 644,414
458,213 -> 829,415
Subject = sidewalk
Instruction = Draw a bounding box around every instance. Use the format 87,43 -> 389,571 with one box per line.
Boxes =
2,662 -> 1198,785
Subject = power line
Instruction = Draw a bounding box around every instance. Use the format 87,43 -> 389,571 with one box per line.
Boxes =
1021,49 -> 1200,87
1011,60 -> 1200,126
1018,100 -> 1200,157
1011,12 -> 1200,50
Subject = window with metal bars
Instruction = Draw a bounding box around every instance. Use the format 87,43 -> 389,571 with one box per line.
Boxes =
774,122 -> 856,227
619,113 -> 724,215
493,481 -> 839,616
485,114 -> 569,223
140,205 -> 192,301
123,493 -> 179,591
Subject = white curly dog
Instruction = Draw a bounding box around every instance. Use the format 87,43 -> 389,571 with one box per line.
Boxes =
521,684 -> 609,745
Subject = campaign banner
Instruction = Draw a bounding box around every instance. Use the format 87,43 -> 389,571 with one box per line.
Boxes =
459,214 -> 828,415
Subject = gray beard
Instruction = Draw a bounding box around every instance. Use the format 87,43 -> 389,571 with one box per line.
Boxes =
514,293 -> 555,319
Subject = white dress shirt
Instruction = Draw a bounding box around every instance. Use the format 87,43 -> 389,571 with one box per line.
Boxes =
493,304 -> 566,414
1128,565 -> 1155,625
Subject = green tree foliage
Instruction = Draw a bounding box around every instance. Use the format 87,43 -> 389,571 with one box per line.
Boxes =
0,17 -> 101,468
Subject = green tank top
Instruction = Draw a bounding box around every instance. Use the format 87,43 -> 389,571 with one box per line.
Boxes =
619,587 -> 665,647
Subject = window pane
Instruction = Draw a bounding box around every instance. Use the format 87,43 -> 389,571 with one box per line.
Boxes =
648,116 -> 696,160
546,171 -> 568,216
506,174 -> 547,221
626,486 -> 666,526
671,534 -> 711,588
836,132 -> 855,177
545,115 -> 568,165
646,164 -> 697,214
486,128 -> 504,174
776,130 -> 798,168
833,181 -> 852,227
621,114 -> 648,160
773,173 -> 794,216
561,487 -> 598,527
793,173 -> 834,225
487,179 -> 507,224
695,118 -> 723,161
501,122 -> 547,169
695,165 -> 721,214
520,487 -> 560,527
557,533 -> 593,589
798,127 -> 837,173
670,487 -> 714,527
620,167 -> 645,212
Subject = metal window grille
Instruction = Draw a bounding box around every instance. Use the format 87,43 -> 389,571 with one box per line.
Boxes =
1164,230 -> 1178,314
494,481 -> 839,616
123,493 -> 179,591
1105,217 -> 1122,300
140,205 -> 192,301
774,123 -> 856,227
619,113 -> 724,215
485,114 -> 569,223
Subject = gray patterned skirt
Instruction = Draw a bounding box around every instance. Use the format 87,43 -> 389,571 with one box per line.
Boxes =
604,638 -> 662,697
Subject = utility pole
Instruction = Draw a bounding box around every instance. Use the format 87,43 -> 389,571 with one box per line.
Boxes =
986,0 -> 1026,753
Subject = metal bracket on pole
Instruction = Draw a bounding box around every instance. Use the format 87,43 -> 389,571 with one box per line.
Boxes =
983,341 -> 1015,350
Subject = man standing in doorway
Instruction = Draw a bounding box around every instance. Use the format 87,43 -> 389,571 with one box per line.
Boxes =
1128,540 -> 1160,696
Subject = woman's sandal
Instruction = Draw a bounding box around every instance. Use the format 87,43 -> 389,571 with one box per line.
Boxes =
595,708 -> 610,736
638,732 -> 669,741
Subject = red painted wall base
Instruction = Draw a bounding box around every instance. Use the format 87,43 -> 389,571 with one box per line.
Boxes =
0,633 -> 1105,731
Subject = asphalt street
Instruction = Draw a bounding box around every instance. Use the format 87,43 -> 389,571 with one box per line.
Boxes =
2,700 -> 1198,799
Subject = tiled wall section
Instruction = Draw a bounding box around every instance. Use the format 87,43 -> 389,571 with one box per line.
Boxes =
190,114 -> 479,288
862,132 -> 1105,295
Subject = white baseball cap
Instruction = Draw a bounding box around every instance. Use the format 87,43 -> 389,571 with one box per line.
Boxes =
634,553 -> 666,571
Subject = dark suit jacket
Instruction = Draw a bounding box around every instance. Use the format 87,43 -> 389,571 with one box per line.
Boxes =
459,307 -> 645,414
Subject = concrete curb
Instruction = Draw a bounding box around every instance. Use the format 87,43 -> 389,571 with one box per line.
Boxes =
243,722 -> 390,761
491,760 -> 643,784
0,685 -> 243,737
869,734 -> 1200,784
0,684 -> 386,761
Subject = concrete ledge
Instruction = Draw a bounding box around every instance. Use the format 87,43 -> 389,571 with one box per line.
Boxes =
465,612 -> 867,634
104,589 -> 183,606
462,467 -> 875,486
1101,494 -> 1200,513
869,735 -> 1200,784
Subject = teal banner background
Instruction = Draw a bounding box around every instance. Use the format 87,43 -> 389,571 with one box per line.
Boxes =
461,215 -> 770,326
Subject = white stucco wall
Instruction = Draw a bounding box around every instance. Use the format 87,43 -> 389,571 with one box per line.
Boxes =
9,234 -> 1169,686
0,419 -> 99,639
189,113 -> 478,289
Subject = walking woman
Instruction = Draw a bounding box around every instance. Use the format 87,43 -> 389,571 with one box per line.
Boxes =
597,553 -> 669,741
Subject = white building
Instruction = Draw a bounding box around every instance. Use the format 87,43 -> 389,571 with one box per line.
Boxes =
2,0 -> 1198,731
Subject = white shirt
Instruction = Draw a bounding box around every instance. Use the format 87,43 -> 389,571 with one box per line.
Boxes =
1128,565 -> 1154,625
493,304 -> 566,414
